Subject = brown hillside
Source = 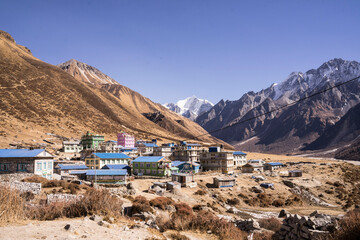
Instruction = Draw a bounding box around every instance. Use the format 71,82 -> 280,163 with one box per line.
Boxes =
0,31 -> 230,148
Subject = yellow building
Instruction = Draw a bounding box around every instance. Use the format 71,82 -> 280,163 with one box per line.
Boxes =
85,152 -> 131,169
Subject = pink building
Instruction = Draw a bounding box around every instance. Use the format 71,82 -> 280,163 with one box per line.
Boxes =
117,132 -> 135,148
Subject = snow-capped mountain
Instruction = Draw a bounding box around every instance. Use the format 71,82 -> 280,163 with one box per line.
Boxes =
164,96 -> 214,121
57,59 -> 119,86
196,58 -> 360,154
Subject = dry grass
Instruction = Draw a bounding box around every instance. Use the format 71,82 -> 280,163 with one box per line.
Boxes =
168,233 -> 190,240
131,196 -> 153,215
0,187 -> 26,224
258,217 -> 282,232
194,189 -> 207,195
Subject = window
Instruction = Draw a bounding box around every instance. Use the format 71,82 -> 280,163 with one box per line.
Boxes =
95,160 -> 99,164
134,163 -> 138,168
146,163 -> 150,168
152,169 -> 157,175
43,162 -> 47,170
86,160 -> 90,164
17,163 -> 28,172
48,161 -> 52,170
146,169 -> 150,174
152,163 -> 156,168
0,163 -> 9,171
140,163 -> 144,167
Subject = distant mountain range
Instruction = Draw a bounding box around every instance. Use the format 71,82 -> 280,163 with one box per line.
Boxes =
0,30 -> 229,148
164,96 -> 214,120
196,58 -> 360,157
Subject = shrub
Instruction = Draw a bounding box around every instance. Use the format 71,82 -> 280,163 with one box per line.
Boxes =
227,198 -> 240,205
22,175 -> 48,184
174,203 -> 193,218
150,197 -> 175,210
168,233 -> 190,240
131,196 -> 153,215
194,189 -> 207,195
253,231 -> 274,240
272,199 -> 285,207
329,209 -> 360,240
258,217 -> 282,232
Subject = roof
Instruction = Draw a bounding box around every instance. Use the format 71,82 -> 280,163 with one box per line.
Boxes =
69,170 -> 87,175
93,153 -> 131,159
171,161 -> 184,167
289,170 -> 302,172
233,151 -> 247,155
102,164 -> 130,170
0,149 -> 45,158
265,162 -> 284,166
140,143 -> 158,147
132,156 -> 169,163
187,143 -> 201,146
56,164 -> 88,170
214,177 -> 235,181
86,169 -> 128,176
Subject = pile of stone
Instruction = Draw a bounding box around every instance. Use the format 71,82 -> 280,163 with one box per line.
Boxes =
235,218 -> 260,232
274,210 -> 339,240
0,173 -> 34,182
47,193 -> 83,204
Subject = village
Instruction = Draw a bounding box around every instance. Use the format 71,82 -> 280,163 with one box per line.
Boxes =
1,131 -> 359,239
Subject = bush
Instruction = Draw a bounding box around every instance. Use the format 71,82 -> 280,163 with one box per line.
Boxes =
329,209 -> 360,240
272,199 -> 285,207
253,231 -> 274,240
227,198 -> 240,205
131,196 -> 153,215
194,189 -> 207,195
258,217 -> 282,232
168,233 -> 190,240
22,175 -> 48,184
149,197 -> 175,210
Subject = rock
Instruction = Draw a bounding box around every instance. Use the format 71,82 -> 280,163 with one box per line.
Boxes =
310,210 -> 319,217
89,215 -> 102,222
282,180 -> 295,188
279,209 -> 289,218
127,182 -> 134,190
235,218 -> 260,232
64,224 -> 74,232
98,221 -> 111,227
122,226 -> 129,231
165,205 -> 176,213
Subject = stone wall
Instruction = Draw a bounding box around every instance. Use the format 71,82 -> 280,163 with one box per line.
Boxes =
1,181 -> 41,194
47,193 -> 83,204
0,173 -> 34,182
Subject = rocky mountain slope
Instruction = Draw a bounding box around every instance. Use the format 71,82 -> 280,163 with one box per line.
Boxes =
164,96 -> 213,121
196,58 -> 360,154
0,30 -> 229,148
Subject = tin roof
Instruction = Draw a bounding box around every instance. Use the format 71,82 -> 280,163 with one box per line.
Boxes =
233,151 -> 247,155
0,149 -> 45,158
265,162 -> 284,166
132,156 -> 170,163
56,164 -> 88,170
93,153 -> 131,159
86,169 -> 128,176
140,143 -> 158,147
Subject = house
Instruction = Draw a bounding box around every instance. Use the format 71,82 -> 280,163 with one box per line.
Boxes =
264,162 -> 284,171
132,156 -> 172,177
248,159 -> 265,165
99,140 -> 123,152
81,132 -> 104,150
171,161 -> 200,174
85,152 -> 131,169
171,141 -> 202,163
85,169 -> 128,184
242,163 -> 264,173
233,151 -> 247,168
171,173 -> 196,187
288,170 -> 302,177
137,142 -> 158,155
153,144 -> 173,157
55,164 -> 88,175
101,164 -> 131,175
200,147 -> 235,174
62,140 -> 83,153
117,132 -> 135,148
213,177 -> 236,188
119,147 -> 139,158
0,149 -> 54,179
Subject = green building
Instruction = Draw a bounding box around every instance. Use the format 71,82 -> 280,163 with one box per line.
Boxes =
132,156 -> 172,177
81,132 -> 104,150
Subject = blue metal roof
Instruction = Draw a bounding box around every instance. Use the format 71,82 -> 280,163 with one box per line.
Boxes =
171,161 -> 184,167
187,143 -> 201,146
102,164 -> 130,170
132,156 -> 169,163
93,153 -> 131,159
69,170 -> 87,174
57,164 -> 88,170
266,162 -> 284,166
86,169 -> 128,176
141,143 -> 158,147
233,151 -> 247,155
0,149 -> 45,158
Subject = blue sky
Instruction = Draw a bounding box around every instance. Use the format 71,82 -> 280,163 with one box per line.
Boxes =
1,0 -> 360,104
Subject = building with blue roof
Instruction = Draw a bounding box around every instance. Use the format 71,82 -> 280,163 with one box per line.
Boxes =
264,162 -> 284,171
85,169 -> 128,184
172,142 -> 202,163
85,152 -> 131,169
132,156 -> 172,177
55,164 -> 88,175
172,161 -> 200,174
136,142 -> 158,155
0,149 -> 54,179
233,151 -> 247,168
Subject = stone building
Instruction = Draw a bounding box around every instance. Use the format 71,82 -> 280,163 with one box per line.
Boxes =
200,147 -> 235,174
0,149 -> 54,179
171,142 -> 202,163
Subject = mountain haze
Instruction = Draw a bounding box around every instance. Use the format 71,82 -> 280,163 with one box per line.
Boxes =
196,58 -> 360,154
0,31 -> 230,148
